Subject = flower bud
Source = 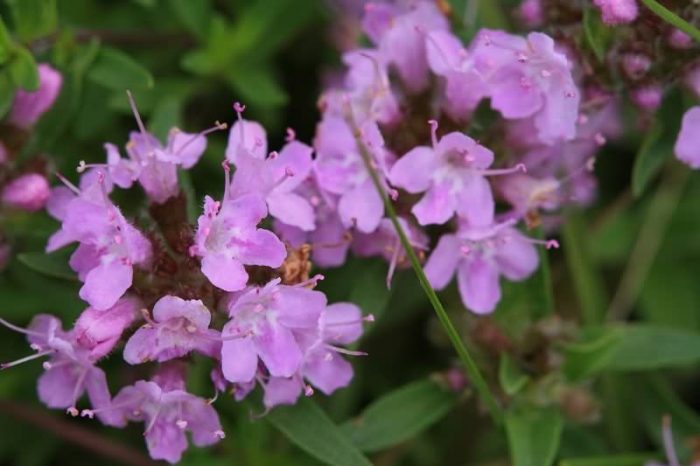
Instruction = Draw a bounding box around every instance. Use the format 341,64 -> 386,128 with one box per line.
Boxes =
592,0 -> 638,25
517,0 -> 544,28
1,173 -> 50,212
8,64 -> 62,129
74,297 -> 139,359
668,29 -> 693,50
630,84 -> 663,111
621,53 -> 651,80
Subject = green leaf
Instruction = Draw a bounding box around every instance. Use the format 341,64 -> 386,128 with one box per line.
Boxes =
87,46 -> 154,91
0,18 -> 13,65
17,251 -> 77,282
632,90 -> 684,197
8,47 -> 39,91
506,408 -> 563,466
341,379 -> 456,452
6,0 -> 57,41
169,0 -> 211,39
267,398 -> 372,466
228,65 -> 288,108
583,8 -> 611,62
499,354 -> 529,396
564,325 -> 700,380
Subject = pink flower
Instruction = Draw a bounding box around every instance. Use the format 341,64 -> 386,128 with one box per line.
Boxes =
8,63 -> 62,129
124,296 -> 220,364
110,366 -> 224,464
1,173 -> 50,211
675,107 -> 700,169
192,188 -> 286,292
592,0 -> 638,25
424,221 -> 543,314
74,298 -> 139,360
220,278 -> 326,383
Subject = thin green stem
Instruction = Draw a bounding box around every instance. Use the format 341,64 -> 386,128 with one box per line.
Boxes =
350,121 -> 503,424
640,0 -> 700,43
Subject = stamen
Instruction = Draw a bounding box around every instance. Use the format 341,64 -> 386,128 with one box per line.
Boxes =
77,160 -> 108,174
66,407 -> 79,417
173,121 -> 228,157
176,419 -> 188,430
214,430 -> 226,439
386,239 -> 401,289
55,172 -> 81,195
662,415 -> 681,466
294,274 -> 325,289
325,345 -> 368,357
480,163 -> 527,176
304,385 -> 314,397
0,317 -> 47,338
1,350 -> 54,370
222,160 -> 231,202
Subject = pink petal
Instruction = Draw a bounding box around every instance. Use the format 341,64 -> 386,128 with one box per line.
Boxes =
201,253 -> 248,292
221,336 -> 258,383
457,257 -> 501,314
254,323 -> 302,378
389,146 -> 437,193
79,261 -> 132,311
424,234 -> 460,289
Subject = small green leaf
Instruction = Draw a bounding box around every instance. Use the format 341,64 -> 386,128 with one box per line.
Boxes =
632,90 -> 684,197
88,46 -> 154,91
341,379 -> 456,452
17,251 -> 77,282
8,47 -> 39,91
499,354 -> 530,396
564,325 -> 700,380
6,0 -> 57,41
169,0 -> 212,39
0,18 -> 13,65
267,398 -> 372,466
506,408 -> 563,466
583,8 -> 611,62
228,65 -> 288,108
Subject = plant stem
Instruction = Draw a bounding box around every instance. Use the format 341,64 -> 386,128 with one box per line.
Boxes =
640,0 -> 700,43
533,225 -> 556,319
350,121 -> 503,424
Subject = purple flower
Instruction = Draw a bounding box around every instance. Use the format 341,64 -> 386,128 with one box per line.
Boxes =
124,295 -> 220,364
191,186 -> 286,292
8,63 -> 62,129
517,0 -> 544,28
273,177 -> 351,268
675,107 -> 700,169
390,122 -> 520,227
339,49 -> 399,124
46,174 -> 152,310
0,315 -> 117,424
110,367 -> 224,464
1,173 -> 50,212
220,278 -> 326,383
314,116 -> 390,233
74,298 -> 139,360
244,301 -> 369,410
593,0 -> 638,25
621,53 -> 652,80
103,93 -> 214,204
630,84 -> 663,111
424,221 -> 544,314
227,121 -> 316,230
224,107 -> 267,163
668,28 -> 693,50
362,1 -> 449,93
470,30 -> 580,144
426,30 -> 489,120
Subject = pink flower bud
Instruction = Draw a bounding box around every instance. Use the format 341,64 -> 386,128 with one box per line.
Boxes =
8,64 -> 62,129
517,0 -> 544,28
630,84 -> 663,111
2,173 -> 50,212
668,29 -> 693,50
593,0 -> 638,25
621,53 -> 651,80
74,297 -> 139,359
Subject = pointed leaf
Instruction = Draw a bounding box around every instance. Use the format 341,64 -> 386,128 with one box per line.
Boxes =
506,408 -> 563,466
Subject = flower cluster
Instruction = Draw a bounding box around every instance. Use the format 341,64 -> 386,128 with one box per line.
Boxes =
1,97 -> 370,463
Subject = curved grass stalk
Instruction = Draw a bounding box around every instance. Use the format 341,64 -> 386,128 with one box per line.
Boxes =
640,0 -> 700,43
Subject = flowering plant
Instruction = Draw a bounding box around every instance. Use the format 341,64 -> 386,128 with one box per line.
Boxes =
1,1 -> 700,465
